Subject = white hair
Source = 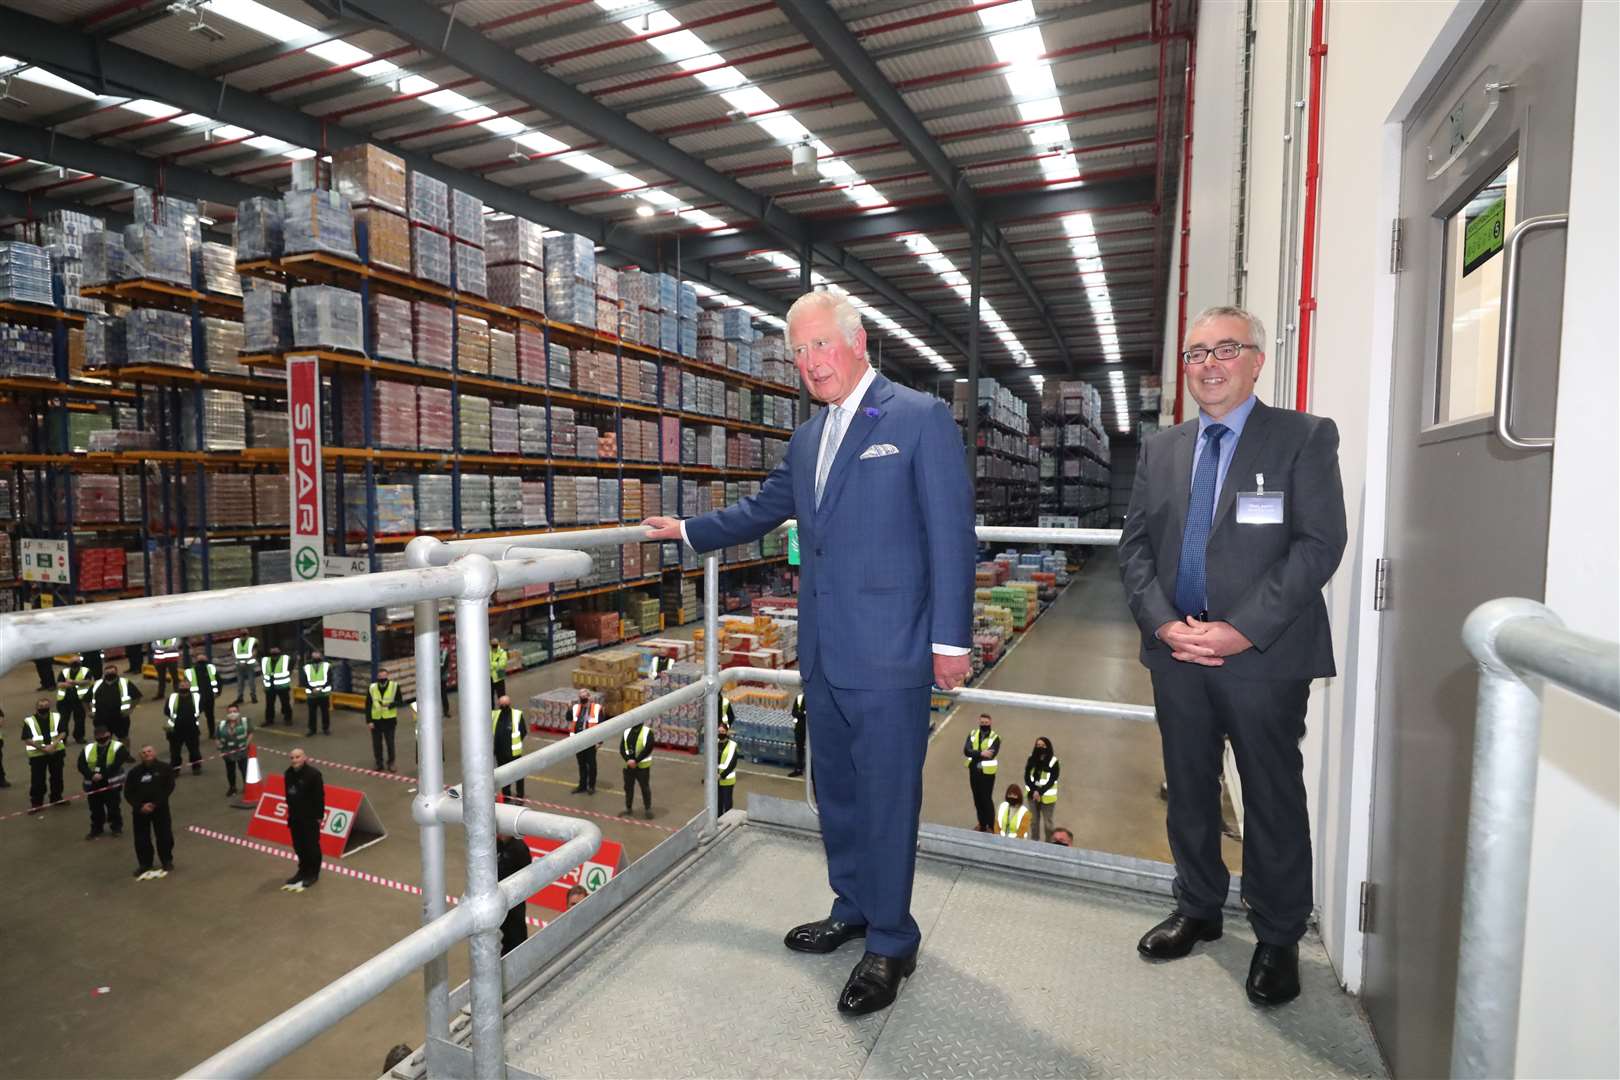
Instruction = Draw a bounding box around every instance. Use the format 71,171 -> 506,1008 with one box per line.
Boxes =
1188,304 -> 1267,349
786,289 -> 865,350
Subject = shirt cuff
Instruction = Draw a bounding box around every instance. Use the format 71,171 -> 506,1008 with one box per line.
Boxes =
678,519 -> 693,550
932,644 -> 970,656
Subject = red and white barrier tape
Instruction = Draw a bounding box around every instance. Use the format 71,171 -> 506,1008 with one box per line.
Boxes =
255,745 -> 415,785
0,747 -> 240,823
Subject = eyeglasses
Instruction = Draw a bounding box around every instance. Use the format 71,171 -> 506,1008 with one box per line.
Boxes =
1181,342 -> 1259,365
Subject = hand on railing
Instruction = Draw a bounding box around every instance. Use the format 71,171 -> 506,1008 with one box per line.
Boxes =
934,652 -> 970,691
641,516 -> 683,541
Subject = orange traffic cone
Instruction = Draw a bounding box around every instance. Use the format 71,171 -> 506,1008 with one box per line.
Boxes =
236,744 -> 263,809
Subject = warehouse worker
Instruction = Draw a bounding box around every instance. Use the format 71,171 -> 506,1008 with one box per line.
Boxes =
231,633 -> 259,705
163,671 -> 204,775
303,650 -> 333,736
996,785 -> 1031,840
29,589 -> 55,690
569,689 -> 601,795
368,667 -> 400,773
717,720 -> 739,816
150,636 -> 183,698
489,639 -> 509,698
124,745 -> 175,880
22,696 -> 68,811
188,647 -> 220,738
620,717 -> 653,819
92,664 -> 140,743
649,653 -> 675,677
282,748 -> 324,891
78,725 -> 131,840
56,665 -> 91,746
496,833 -> 533,955
217,704 -> 252,799
81,645 -> 103,681
789,691 -> 806,778
261,646 -> 293,726
492,694 -> 526,799
1023,737 -> 1061,842
963,713 -> 1001,832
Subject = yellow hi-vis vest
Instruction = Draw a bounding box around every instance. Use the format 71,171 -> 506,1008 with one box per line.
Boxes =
996,801 -> 1030,838
967,728 -> 999,774
62,666 -> 92,699
369,681 -> 399,720
1028,756 -> 1059,804
83,738 -> 124,773
622,725 -> 652,768
22,712 -> 67,757
233,636 -> 257,661
165,690 -> 202,730
717,738 -> 738,787
94,677 -> 134,714
303,662 -> 332,695
489,646 -> 509,682
261,655 -> 291,688
492,708 -> 525,755
152,638 -> 180,661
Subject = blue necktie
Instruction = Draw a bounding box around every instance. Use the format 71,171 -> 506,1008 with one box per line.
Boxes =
1174,423 -> 1229,617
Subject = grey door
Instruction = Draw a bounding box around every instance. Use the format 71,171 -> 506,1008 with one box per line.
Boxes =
1362,1 -> 1581,1075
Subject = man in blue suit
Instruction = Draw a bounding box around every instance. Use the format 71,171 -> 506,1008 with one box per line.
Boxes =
645,289 -> 975,1015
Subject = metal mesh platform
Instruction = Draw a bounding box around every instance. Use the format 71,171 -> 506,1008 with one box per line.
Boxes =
500,825 -> 1386,1079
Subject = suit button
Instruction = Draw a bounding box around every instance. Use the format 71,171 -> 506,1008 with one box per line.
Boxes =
815,548 -> 823,556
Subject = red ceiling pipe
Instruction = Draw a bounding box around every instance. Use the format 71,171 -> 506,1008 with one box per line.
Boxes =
1171,28 -> 1197,424
1294,0 -> 1328,411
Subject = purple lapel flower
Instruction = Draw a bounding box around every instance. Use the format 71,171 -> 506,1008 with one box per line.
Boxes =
863,406 -> 882,419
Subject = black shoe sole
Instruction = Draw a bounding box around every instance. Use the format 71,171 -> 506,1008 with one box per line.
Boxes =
1246,983 -> 1301,1006
784,925 -> 868,955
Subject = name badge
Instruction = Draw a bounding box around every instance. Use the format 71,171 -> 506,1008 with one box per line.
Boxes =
1236,472 -> 1284,525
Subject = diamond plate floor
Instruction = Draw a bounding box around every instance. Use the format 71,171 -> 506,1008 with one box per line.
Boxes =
502,827 -> 1386,1079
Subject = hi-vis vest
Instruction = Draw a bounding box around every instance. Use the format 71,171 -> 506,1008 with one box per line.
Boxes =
966,728 -> 999,774
492,708 -> 525,755
717,738 -> 738,787
83,738 -> 124,774
261,655 -> 291,688
22,712 -> 67,757
304,662 -> 332,695
192,662 -> 220,694
152,638 -> 180,662
622,725 -> 652,768
996,801 -> 1030,838
489,647 -> 509,682
94,677 -> 134,714
571,702 -> 602,731
1028,756 -> 1059,804
60,666 -> 92,700
370,681 -> 399,720
233,636 -> 258,662
165,690 -> 202,730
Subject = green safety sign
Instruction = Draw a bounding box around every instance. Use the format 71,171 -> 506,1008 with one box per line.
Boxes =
294,546 -> 321,580
585,866 -> 608,891
787,524 -> 799,567
1462,196 -> 1506,278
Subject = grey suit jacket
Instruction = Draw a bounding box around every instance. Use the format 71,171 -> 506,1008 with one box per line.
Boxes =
1118,399 -> 1347,681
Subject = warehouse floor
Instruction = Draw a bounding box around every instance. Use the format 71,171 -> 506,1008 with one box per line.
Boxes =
0,555 -> 1212,1079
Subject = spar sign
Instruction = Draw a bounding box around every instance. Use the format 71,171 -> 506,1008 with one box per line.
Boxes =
522,834 -> 625,909
248,773 -> 386,858
287,355 -> 324,582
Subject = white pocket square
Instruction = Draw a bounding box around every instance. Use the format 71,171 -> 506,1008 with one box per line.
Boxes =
859,443 -> 899,459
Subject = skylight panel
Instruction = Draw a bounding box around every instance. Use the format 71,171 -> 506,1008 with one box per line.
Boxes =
245,135 -> 293,153
212,124 -> 253,141
756,115 -> 812,143
308,41 -> 373,67
559,152 -> 618,176
421,89 -> 479,112
479,117 -> 526,136
689,66 -> 747,91
991,27 -> 1046,65
513,131 -> 569,154
398,75 -> 438,96
648,30 -> 710,64
356,60 -> 401,78
123,99 -> 179,117
3,64 -> 98,99
456,105 -> 498,123
284,147 -> 318,160
721,87 -> 775,115
203,0 -> 316,44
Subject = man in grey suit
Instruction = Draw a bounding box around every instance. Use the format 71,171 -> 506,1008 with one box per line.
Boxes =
1119,305 -> 1346,1006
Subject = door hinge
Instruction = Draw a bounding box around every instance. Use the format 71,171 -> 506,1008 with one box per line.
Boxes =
1359,881 -> 1376,933
1389,218 -> 1403,274
1373,557 -> 1391,611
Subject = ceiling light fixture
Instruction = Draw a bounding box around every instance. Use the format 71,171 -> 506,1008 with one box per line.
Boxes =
635,204 -> 655,218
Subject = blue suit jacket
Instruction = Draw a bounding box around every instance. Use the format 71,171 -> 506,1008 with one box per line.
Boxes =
685,373 -> 976,690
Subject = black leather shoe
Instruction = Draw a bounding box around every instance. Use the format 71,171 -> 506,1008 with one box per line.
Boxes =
1246,943 -> 1300,1005
1137,912 -> 1222,959
783,918 -> 867,954
837,950 -> 917,1015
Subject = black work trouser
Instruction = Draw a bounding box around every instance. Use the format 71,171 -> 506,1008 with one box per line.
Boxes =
494,748 -> 526,799
154,660 -> 179,699
288,816 -> 322,881
501,906 -> 527,955
133,804 -> 174,869
1150,664 -> 1313,946
97,711 -> 130,743
307,696 -> 330,735
623,766 -> 651,811
265,686 -> 292,725
224,754 -> 248,790
198,696 -> 216,739
371,719 -> 398,768
88,787 -> 122,834
794,726 -> 805,772
969,769 -> 997,830
34,657 -> 54,689
168,730 -> 202,772
61,698 -> 87,743
576,746 -> 597,791
718,783 -> 734,817
29,753 -> 65,806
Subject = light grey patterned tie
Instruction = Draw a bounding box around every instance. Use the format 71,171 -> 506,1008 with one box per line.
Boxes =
815,406 -> 845,508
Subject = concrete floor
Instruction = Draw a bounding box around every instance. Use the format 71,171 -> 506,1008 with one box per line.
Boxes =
0,556 -> 1202,1079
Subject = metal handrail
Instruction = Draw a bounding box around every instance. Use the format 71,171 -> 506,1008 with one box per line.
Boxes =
1451,598 -> 1620,1079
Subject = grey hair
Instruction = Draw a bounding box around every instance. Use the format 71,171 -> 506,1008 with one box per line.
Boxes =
1188,305 -> 1267,350
787,289 -> 865,351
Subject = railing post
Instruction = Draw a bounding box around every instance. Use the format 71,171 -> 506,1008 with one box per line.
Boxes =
453,555 -> 506,1080
703,552 -> 720,837
406,537 -> 450,1049
1452,598 -> 1559,1079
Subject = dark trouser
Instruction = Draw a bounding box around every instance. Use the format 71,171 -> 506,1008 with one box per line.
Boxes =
198,696 -> 216,739
623,766 -> 651,811
1150,664 -> 1313,946
491,678 -> 506,700
29,752 -> 65,806
501,905 -> 527,955
969,769 -> 997,830
794,725 -> 806,772
307,696 -> 330,735
62,698 -> 87,743
235,664 -> 257,703
88,787 -> 123,834
97,710 -> 130,743
265,686 -> 292,725
576,746 -> 597,791
154,660 -> 179,698
718,783 -> 734,816
0,739 -> 7,785
371,719 -> 398,769
805,672 -> 932,959
495,748 -> 525,799
133,804 -> 174,870
288,816 -> 322,882
168,729 -> 202,772
34,656 -> 54,689
439,678 -> 450,713
86,652 -> 103,679
224,754 -> 248,791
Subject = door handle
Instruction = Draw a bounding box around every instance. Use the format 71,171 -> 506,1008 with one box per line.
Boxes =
1494,213 -> 1568,451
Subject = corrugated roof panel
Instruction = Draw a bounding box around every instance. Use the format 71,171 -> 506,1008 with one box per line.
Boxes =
874,39 -> 998,86
229,28 -> 412,92
1042,4 -> 1154,49
3,0 -> 111,20
849,0 -> 986,44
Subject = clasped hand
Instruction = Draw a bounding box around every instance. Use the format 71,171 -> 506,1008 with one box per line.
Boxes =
1157,616 -> 1252,666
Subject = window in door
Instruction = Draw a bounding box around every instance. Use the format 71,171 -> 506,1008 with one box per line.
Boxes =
1434,158 -> 1519,425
